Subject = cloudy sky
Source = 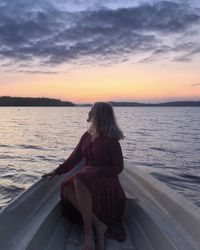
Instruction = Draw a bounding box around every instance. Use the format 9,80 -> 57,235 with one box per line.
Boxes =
0,0 -> 200,103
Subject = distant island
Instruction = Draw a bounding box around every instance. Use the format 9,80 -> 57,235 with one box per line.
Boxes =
109,101 -> 200,107
0,96 -> 200,107
0,96 -> 75,106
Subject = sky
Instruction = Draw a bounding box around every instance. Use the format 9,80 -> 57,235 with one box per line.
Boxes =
0,0 -> 200,103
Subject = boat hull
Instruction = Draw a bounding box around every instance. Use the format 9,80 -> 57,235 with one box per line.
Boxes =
0,161 -> 200,250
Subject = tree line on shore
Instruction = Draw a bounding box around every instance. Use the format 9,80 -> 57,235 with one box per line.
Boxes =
0,96 -> 199,107
0,96 -> 74,106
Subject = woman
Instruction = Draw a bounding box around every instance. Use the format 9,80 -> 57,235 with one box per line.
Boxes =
42,102 -> 126,250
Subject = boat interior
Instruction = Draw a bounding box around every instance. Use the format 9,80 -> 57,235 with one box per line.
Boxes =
0,161 -> 200,250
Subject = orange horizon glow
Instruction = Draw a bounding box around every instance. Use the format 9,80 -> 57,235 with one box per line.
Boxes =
0,60 -> 200,104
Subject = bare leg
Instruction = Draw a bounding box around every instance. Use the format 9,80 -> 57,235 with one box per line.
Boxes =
63,185 -> 99,226
63,183 -> 108,250
62,185 -> 80,211
73,177 -> 95,250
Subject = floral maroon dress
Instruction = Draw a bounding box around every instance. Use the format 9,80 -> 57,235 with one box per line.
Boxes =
55,131 -> 126,241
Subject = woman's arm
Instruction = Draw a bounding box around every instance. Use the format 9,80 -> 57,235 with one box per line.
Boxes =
54,132 -> 87,175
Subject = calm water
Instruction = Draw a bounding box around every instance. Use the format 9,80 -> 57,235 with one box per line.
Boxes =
0,107 -> 200,210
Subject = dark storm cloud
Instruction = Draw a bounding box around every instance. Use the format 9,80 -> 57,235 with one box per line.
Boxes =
0,0 -> 200,71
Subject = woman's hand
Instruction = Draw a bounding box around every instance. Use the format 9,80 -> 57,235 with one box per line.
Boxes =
41,171 -> 57,180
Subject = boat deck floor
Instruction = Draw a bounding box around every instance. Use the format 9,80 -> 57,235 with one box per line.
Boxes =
26,195 -> 197,250
26,197 -> 156,250
44,218 -> 136,250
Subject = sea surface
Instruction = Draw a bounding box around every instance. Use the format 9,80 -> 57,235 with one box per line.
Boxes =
0,107 -> 200,210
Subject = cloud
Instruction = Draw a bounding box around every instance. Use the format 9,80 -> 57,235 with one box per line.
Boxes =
16,70 -> 59,74
191,83 -> 200,87
0,0 -> 200,72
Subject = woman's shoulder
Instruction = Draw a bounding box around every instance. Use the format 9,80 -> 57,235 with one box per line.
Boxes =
80,131 -> 90,141
81,131 -> 90,137
105,137 -> 123,154
106,136 -> 120,145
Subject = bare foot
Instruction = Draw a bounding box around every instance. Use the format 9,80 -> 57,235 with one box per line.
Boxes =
95,222 -> 108,250
83,233 -> 95,250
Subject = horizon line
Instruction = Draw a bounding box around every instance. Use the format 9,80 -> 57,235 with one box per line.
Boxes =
0,95 -> 200,105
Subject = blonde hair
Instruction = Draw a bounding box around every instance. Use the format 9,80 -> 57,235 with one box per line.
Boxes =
88,102 -> 124,140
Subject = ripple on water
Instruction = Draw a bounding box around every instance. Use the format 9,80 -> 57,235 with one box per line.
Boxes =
130,161 -> 165,168
1,173 -> 38,183
179,173 -> 200,183
16,144 -> 47,150
0,155 -> 37,163
150,147 -> 181,154
134,131 -> 152,136
0,185 -> 25,196
0,144 -> 11,148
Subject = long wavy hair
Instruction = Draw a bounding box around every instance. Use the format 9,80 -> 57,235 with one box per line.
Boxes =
88,102 -> 124,140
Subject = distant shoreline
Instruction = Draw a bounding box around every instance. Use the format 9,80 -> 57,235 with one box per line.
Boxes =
0,96 -> 74,107
0,96 -> 200,107
109,101 -> 200,107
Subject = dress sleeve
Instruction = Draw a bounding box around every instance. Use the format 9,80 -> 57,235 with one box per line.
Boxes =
54,132 -> 87,175
93,138 -> 124,177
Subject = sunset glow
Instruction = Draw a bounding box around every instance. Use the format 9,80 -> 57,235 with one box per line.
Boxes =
0,0 -> 200,103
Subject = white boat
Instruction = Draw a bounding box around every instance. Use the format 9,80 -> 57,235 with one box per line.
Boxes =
0,161 -> 200,250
